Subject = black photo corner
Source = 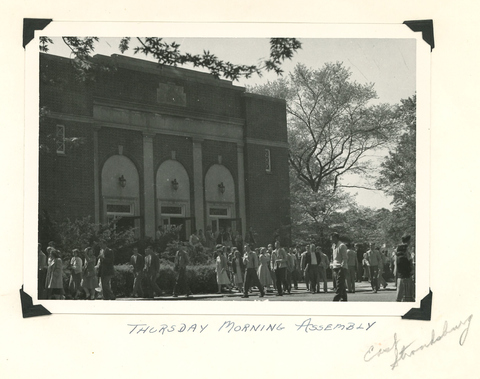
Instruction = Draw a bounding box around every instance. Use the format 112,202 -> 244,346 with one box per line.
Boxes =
20,287 -> 51,318
23,18 -> 52,48
402,290 -> 433,321
403,19 -> 435,51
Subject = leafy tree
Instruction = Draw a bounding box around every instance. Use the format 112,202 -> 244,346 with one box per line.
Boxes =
250,62 -> 402,193
39,36 -> 302,82
376,95 -> 416,240
289,168 -> 354,248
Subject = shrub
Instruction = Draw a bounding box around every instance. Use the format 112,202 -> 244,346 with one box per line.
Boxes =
41,216 -> 136,263
111,263 -> 134,297
108,262 -> 217,297
187,264 -> 217,294
163,241 -> 213,265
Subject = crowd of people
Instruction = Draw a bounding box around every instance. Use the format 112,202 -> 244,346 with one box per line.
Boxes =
37,228 -> 415,303
208,232 -> 415,302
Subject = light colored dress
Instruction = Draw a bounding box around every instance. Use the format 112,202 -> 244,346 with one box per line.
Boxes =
257,254 -> 273,286
216,255 -> 231,285
45,258 -> 64,289
232,257 -> 244,285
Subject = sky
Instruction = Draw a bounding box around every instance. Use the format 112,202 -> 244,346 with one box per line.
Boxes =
46,37 -> 416,209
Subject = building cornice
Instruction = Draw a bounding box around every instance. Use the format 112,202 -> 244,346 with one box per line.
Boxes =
93,97 -> 245,127
245,137 -> 289,149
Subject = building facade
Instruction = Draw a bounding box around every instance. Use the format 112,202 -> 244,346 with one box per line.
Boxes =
39,53 -> 291,246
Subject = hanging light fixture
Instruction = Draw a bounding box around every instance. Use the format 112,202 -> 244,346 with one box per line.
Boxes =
118,175 -> 127,188
171,178 -> 179,191
218,182 -> 225,194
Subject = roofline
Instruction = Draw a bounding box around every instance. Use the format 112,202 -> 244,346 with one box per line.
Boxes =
41,52 -> 246,91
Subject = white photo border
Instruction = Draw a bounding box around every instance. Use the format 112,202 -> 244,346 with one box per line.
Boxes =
24,21 -> 430,315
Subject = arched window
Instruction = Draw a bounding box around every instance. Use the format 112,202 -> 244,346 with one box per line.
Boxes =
156,159 -> 191,240
101,155 -> 140,235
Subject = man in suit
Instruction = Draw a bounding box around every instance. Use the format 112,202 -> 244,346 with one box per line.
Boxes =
99,241 -> 116,300
130,247 -> 144,297
144,245 -> 161,298
346,243 -> 358,293
242,244 -> 265,298
304,244 -> 321,293
318,246 -> 330,293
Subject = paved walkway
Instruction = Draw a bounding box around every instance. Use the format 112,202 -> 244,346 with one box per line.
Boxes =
121,280 -> 398,302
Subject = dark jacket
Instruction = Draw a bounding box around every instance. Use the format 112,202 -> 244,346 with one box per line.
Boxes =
395,244 -> 412,279
100,248 -> 115,277
130,254 -> 145,273
304,251 -> 321,266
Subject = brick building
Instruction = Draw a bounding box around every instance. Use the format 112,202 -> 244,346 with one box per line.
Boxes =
39,53 -> 291,246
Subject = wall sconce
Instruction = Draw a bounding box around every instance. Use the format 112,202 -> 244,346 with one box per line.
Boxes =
171,178 -> 179,191
118,175 -> 127,188
218,182 -> 225,194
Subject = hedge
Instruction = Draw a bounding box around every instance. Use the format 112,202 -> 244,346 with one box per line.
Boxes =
111,263 -> 218,297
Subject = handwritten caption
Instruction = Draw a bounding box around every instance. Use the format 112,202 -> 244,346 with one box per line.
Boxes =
364,314 -> 473,370
127,318 -> 376,335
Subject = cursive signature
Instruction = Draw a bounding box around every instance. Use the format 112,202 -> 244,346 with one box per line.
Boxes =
364,314 -> 473,370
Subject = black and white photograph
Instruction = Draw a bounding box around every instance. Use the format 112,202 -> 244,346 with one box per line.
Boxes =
24,22 -> 430,315
4,2 -> 480,378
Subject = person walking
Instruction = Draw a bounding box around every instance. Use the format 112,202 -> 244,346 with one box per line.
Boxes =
318,247 -> 330,293
267,244 -> 276,290
300,246 -> 310,291
365,242 -> 381,293
173,246 -> 192,298
257,247 -> 273,290
231,248 -> 245,293
285,248 -> 295,293
144,246 -> 161,298
273,240 -> 288,296
215,245 -> 232,293
98,241 -> 116,300
331,233 -> 348,302
377,247 -> 388,289
242,244 -> 265,298
395,238 -> 414,302
69,249 -> 83,299
45,249 -> 65,299
305,244 -> 320,293
346,243 -> 357,293
81,247 -> 97,300
129,247 -> 144,298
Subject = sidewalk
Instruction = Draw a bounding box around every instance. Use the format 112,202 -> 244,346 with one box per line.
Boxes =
122,279 -> 397,301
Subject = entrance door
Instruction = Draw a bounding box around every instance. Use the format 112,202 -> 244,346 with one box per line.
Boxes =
170,217 -> 187,241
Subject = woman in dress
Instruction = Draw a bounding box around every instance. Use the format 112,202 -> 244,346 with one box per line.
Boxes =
81,247 -> 98,300
215,245 -> 232,293
257,247 -> 273,290
231,248 -> 245,292
45,249 -> 65,299
69,249 -> 83,299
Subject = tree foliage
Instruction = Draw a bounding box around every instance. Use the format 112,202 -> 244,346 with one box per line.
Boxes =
250,62 -> 401,193
376,95 -> 416,238
40,36 -> 302,82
